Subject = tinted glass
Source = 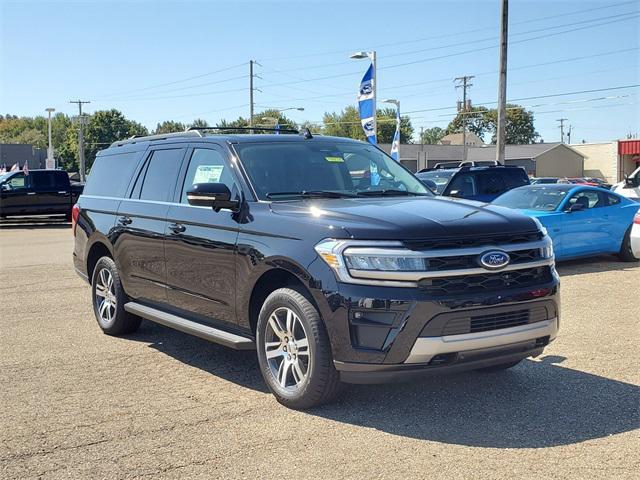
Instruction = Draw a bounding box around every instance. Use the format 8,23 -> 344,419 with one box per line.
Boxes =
477,173 -> 507,195
139,149 -> 184,202
504,169 -> 530,189
180,148 -> 234,204
493,186 -> 572,211
447,172 -> 476,197
84,152 -> 143,197
567,190 -> 602,209
235,141 -> 430,199
415,170 -> 455,194
31,171 -> 62,190
606,194 -> 621,206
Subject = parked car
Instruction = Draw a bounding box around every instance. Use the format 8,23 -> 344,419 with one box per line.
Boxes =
416,163 -> 530,201
493,184 -> 640,262
73,129 -> 559,409
612,166 -> 640,202
530,177 -> 560,185
0,169 -> 83,220
631,211 -> 640,256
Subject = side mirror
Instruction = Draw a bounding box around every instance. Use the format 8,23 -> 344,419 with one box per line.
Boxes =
0,184 -> 9,192
186,183 -> 239,212
565,203 -> 585,213
624,174 -> 639,188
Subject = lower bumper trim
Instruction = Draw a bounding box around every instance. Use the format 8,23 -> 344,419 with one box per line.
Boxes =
335,343 -> 545,384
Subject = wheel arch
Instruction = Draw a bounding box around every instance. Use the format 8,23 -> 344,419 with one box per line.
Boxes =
86,238 -> 114,281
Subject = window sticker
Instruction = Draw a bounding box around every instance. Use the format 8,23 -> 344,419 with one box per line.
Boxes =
370,161 -> 380,186
193,165 -> 224,184
325,156 -> 344,163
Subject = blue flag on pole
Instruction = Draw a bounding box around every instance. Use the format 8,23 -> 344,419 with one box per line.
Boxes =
390,107 -> 400,161
357,62 -> 376,145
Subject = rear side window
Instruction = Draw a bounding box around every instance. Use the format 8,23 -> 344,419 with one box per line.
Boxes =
138,149 -> 184,202
31,171 -> 64,190
84,152 -> 142,198
504,169 -> 530,189
606,194 -> 621,206
477,173 -> 507,195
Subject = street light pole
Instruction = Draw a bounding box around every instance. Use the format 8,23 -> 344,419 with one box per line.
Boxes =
45,107 -> 55,169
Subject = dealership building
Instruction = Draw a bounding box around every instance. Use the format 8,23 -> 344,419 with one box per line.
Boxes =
571,139 -> 640,183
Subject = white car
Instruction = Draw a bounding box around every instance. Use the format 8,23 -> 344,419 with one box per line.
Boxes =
631,212 -> 640,259
612,166 -> 640,202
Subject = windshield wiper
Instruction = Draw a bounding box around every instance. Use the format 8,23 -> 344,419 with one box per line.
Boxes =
356,189 -> 427,197
266,190 -> 357,199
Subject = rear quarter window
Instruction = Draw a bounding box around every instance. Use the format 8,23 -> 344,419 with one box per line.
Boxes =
83,151 -> 144,198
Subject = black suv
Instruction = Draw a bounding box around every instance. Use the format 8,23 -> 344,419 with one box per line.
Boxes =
73,128 -> 559,409
416,162 -> 530,202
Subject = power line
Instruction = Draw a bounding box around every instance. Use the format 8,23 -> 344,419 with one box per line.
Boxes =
261,0 -> 636,62
97,62 -> 247,99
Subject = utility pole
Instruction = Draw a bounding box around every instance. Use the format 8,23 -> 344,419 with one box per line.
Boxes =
496,0 -> 509,164
557,118 -> 568,143
567,124 -> 572,144
70,100 -> 90,181
455,75 -> 474,161
248,60 -> 261,132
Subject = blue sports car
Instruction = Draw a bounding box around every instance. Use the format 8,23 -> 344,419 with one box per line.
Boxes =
493,184 -> 640,262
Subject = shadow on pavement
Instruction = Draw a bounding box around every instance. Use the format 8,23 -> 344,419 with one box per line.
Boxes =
556,256 -> 638,277
128,322 -> 639,448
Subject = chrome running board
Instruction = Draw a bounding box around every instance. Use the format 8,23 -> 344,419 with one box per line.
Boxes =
124,302 -> 255,350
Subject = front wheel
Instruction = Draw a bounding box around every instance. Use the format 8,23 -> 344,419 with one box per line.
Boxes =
256,288 -> 341,409
618,226 -> 639,262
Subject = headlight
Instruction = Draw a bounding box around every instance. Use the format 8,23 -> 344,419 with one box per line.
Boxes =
344,253 -> 425,271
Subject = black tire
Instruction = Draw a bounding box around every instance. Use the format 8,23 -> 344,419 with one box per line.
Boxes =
256,288 -> 341,409
618,226 -> 639,262
476,359 -> 523,372
91,256 -> 141,335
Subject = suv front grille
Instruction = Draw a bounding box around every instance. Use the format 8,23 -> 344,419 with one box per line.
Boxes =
427,247 -> 542,272
418,266 -> 552,295
405,231 -> 543,250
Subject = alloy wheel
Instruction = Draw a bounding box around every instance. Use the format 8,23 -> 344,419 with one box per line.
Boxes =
264,307 -> 310,390
94,268 -> 116,325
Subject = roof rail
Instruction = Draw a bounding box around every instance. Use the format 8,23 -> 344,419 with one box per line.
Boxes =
433,160 -> 504,169
110,130 -> 202,147
186,126 -> 300,134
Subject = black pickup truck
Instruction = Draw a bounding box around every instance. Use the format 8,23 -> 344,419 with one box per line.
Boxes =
0,169 -> 83,220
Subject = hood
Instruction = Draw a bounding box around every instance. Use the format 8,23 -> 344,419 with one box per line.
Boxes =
269,196 -> 539,240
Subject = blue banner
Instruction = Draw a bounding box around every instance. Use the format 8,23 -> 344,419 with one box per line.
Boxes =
390,106 -> 400,161
357,62 -> 376,144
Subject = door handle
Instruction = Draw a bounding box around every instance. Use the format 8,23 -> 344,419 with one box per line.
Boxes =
27,192 -> 36,195
168,223 -> 186,234
118,216 -> 132,225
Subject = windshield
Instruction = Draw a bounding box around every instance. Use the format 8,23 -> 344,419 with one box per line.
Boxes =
234,141 -> 432,200
493,186 -> 572,211
415,170 -> 455,194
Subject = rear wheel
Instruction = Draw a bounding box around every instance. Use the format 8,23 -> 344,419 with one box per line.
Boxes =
618,226 -> 639,262
91,256 -> 141,335
476,359 -> 522,372
256,288 -> 341,409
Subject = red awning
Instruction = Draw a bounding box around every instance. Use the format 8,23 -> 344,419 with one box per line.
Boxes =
618,140 -> 640,155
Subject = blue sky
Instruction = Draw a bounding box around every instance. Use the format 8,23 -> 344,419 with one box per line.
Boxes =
1,0 -> 638,143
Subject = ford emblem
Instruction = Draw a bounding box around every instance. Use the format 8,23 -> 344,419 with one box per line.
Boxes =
479,250 -> 510,270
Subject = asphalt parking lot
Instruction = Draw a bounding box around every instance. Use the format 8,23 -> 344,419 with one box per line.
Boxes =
1,223 -> 638,479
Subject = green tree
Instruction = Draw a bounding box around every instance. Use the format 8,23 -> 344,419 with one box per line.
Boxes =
445,104 -> 538,144
420,126 -> 446,144
216,109 -> 299,133
83,109 -> 148,170
322,106 -> 413,143
189,118 -> 210,128
445,106 -> 491,139
154,120 -> 186,134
